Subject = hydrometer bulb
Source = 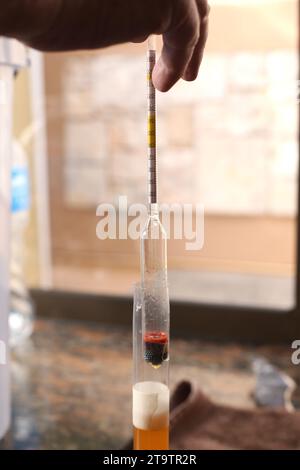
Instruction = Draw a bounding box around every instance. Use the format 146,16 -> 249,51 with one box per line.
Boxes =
141,206 -> 169,369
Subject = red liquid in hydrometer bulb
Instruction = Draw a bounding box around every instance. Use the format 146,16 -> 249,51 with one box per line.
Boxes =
144,331 -> 169,368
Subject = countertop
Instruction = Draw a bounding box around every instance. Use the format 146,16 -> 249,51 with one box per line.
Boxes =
9,318 -> 300,450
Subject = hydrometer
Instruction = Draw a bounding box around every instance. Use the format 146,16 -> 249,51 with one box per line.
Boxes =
132,36 -> 170,451
141,35 -> 169,370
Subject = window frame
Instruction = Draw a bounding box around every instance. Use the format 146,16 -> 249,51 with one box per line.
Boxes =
32,4 -> 300,344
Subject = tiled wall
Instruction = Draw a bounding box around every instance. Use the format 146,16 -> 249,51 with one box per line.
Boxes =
62,50 -> 298,216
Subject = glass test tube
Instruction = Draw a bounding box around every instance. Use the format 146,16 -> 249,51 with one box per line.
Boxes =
132,34 -> 170,451
132,283 -> 170,451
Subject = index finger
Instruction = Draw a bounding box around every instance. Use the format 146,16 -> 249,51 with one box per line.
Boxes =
183,0 -> 210,81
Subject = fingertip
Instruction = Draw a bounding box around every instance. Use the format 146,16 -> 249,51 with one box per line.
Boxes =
152,73 -> 173,92
152,60 -> 180,92
183,50 -> 204,82
153,79 -> 172,93
183,69 -> 199,82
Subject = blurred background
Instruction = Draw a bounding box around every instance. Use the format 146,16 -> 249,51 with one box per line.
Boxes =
6,0 -> 300,451
16,0 -> 298,309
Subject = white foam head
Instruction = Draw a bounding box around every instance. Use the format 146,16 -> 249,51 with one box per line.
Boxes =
132,381 -> 169,431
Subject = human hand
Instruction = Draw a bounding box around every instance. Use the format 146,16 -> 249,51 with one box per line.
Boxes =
0,0 -> 210,91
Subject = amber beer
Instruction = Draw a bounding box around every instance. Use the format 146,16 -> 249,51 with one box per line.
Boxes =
134,426 -> 169,451
132,381 -> 169,451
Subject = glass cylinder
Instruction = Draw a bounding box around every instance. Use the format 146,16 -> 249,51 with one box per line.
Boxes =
132,283 -> 170,451
0,38 -> 27,444
0,62 -> 13,443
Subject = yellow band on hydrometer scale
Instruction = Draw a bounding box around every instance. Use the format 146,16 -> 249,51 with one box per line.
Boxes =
148,115 -> 156,147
